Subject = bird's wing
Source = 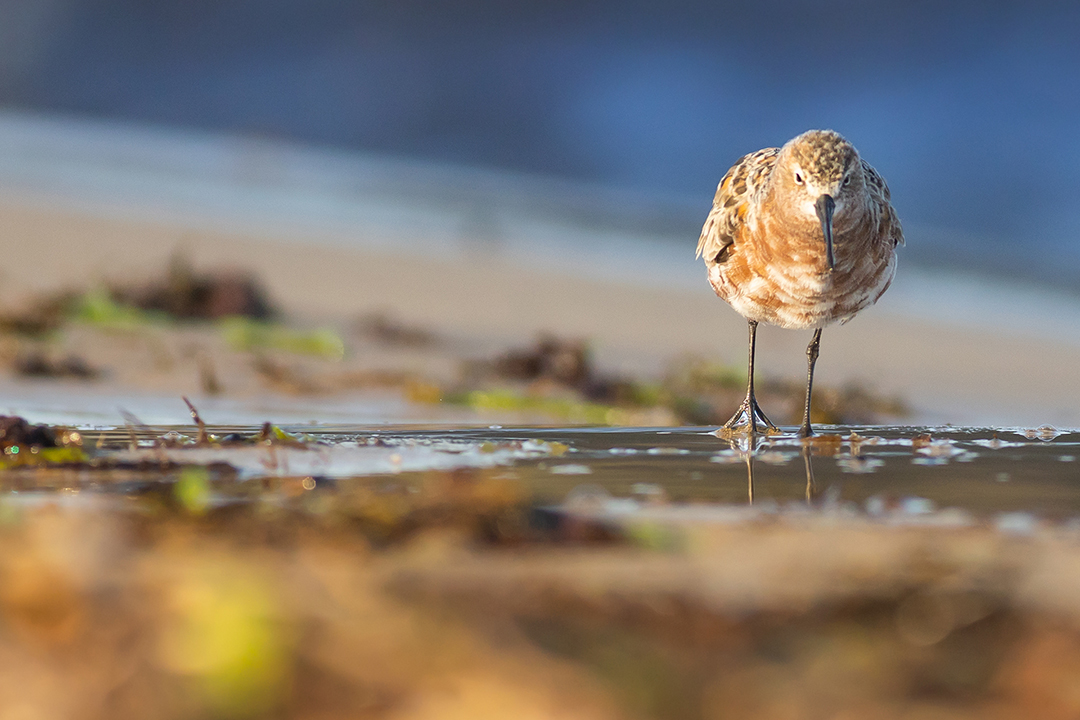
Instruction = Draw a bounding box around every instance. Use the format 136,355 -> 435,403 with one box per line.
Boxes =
862,158 -> 905,248
696,147 -> 779,262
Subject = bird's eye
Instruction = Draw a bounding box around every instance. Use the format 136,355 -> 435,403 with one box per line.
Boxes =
794,171 -> 804,185
842,175 -> 851,187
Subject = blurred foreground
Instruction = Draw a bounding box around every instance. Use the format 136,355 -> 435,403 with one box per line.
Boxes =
2,423 -> 1080,718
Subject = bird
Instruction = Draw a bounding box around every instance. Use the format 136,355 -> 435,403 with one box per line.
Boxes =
696,129 -> 903,437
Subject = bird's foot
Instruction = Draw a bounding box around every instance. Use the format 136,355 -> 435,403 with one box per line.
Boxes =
797,420 -> 814,438
719,398 -> 779,437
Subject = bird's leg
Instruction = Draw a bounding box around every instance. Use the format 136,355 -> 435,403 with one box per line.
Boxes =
798,328 -> 823,437
722,320 -> 777,435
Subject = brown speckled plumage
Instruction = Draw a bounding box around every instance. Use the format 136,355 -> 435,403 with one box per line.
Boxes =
698,129 -> 902,329
697,130 -> 902,435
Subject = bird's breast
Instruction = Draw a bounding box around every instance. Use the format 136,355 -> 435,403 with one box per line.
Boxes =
708,213 -> 896,329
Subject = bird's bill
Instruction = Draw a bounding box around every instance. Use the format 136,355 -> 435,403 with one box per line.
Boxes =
815,194 -> 836,270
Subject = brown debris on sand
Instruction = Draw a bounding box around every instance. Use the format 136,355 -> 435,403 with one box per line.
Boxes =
356,311 -> 441,347
663,355 -> 908,427
114,253 -> 277,321
0,293 -> 73,336
494,334 -> 592,387
0,414 -> 58,449
14,351 -> 99,380
0,252 -> 906,427
457,336 -> 907,426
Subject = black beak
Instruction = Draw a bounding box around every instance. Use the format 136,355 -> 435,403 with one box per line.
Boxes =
814,194 -> 836,270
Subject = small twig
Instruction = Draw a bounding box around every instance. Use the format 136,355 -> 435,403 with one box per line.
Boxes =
117,407 -> 145,451
182,396 -> 209,445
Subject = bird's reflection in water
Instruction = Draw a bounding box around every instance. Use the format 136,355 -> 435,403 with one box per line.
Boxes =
801,443 -> 816,502
717,432 -> 817,505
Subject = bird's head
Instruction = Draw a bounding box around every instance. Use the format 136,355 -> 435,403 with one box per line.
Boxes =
775,129 -> 864,270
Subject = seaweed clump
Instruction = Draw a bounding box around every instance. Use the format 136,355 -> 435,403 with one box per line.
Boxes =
0,414 -> 86,466
449,336 -> 907,426
0,415 -> 58,449
113,254 -> 276,321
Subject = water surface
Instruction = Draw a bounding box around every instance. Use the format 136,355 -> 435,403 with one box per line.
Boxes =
27,423 -> 1080,522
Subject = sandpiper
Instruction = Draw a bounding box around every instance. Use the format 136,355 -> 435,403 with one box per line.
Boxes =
697,130 -> 903,436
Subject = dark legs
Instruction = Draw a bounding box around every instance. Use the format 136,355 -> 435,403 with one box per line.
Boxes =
798,328 -> 823,437
722,323 -> 824,437
722,320 -> 778,435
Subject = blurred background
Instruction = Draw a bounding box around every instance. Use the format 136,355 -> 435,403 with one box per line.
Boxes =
1,0 -> 1079,285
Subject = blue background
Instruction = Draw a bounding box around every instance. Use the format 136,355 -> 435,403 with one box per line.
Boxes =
1,0 -> 1078,285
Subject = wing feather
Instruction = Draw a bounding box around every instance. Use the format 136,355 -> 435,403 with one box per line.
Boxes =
861,158 -> 904,247
696,148 -> 779,262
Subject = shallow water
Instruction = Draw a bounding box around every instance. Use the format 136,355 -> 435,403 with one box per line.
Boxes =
27,423 -> 1080,521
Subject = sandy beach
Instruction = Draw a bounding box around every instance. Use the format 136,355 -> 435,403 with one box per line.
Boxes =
2,189 -> 1080,428
1,110 -> 1079,429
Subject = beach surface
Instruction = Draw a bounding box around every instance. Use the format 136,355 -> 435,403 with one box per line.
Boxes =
1,114 -> 1079,428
